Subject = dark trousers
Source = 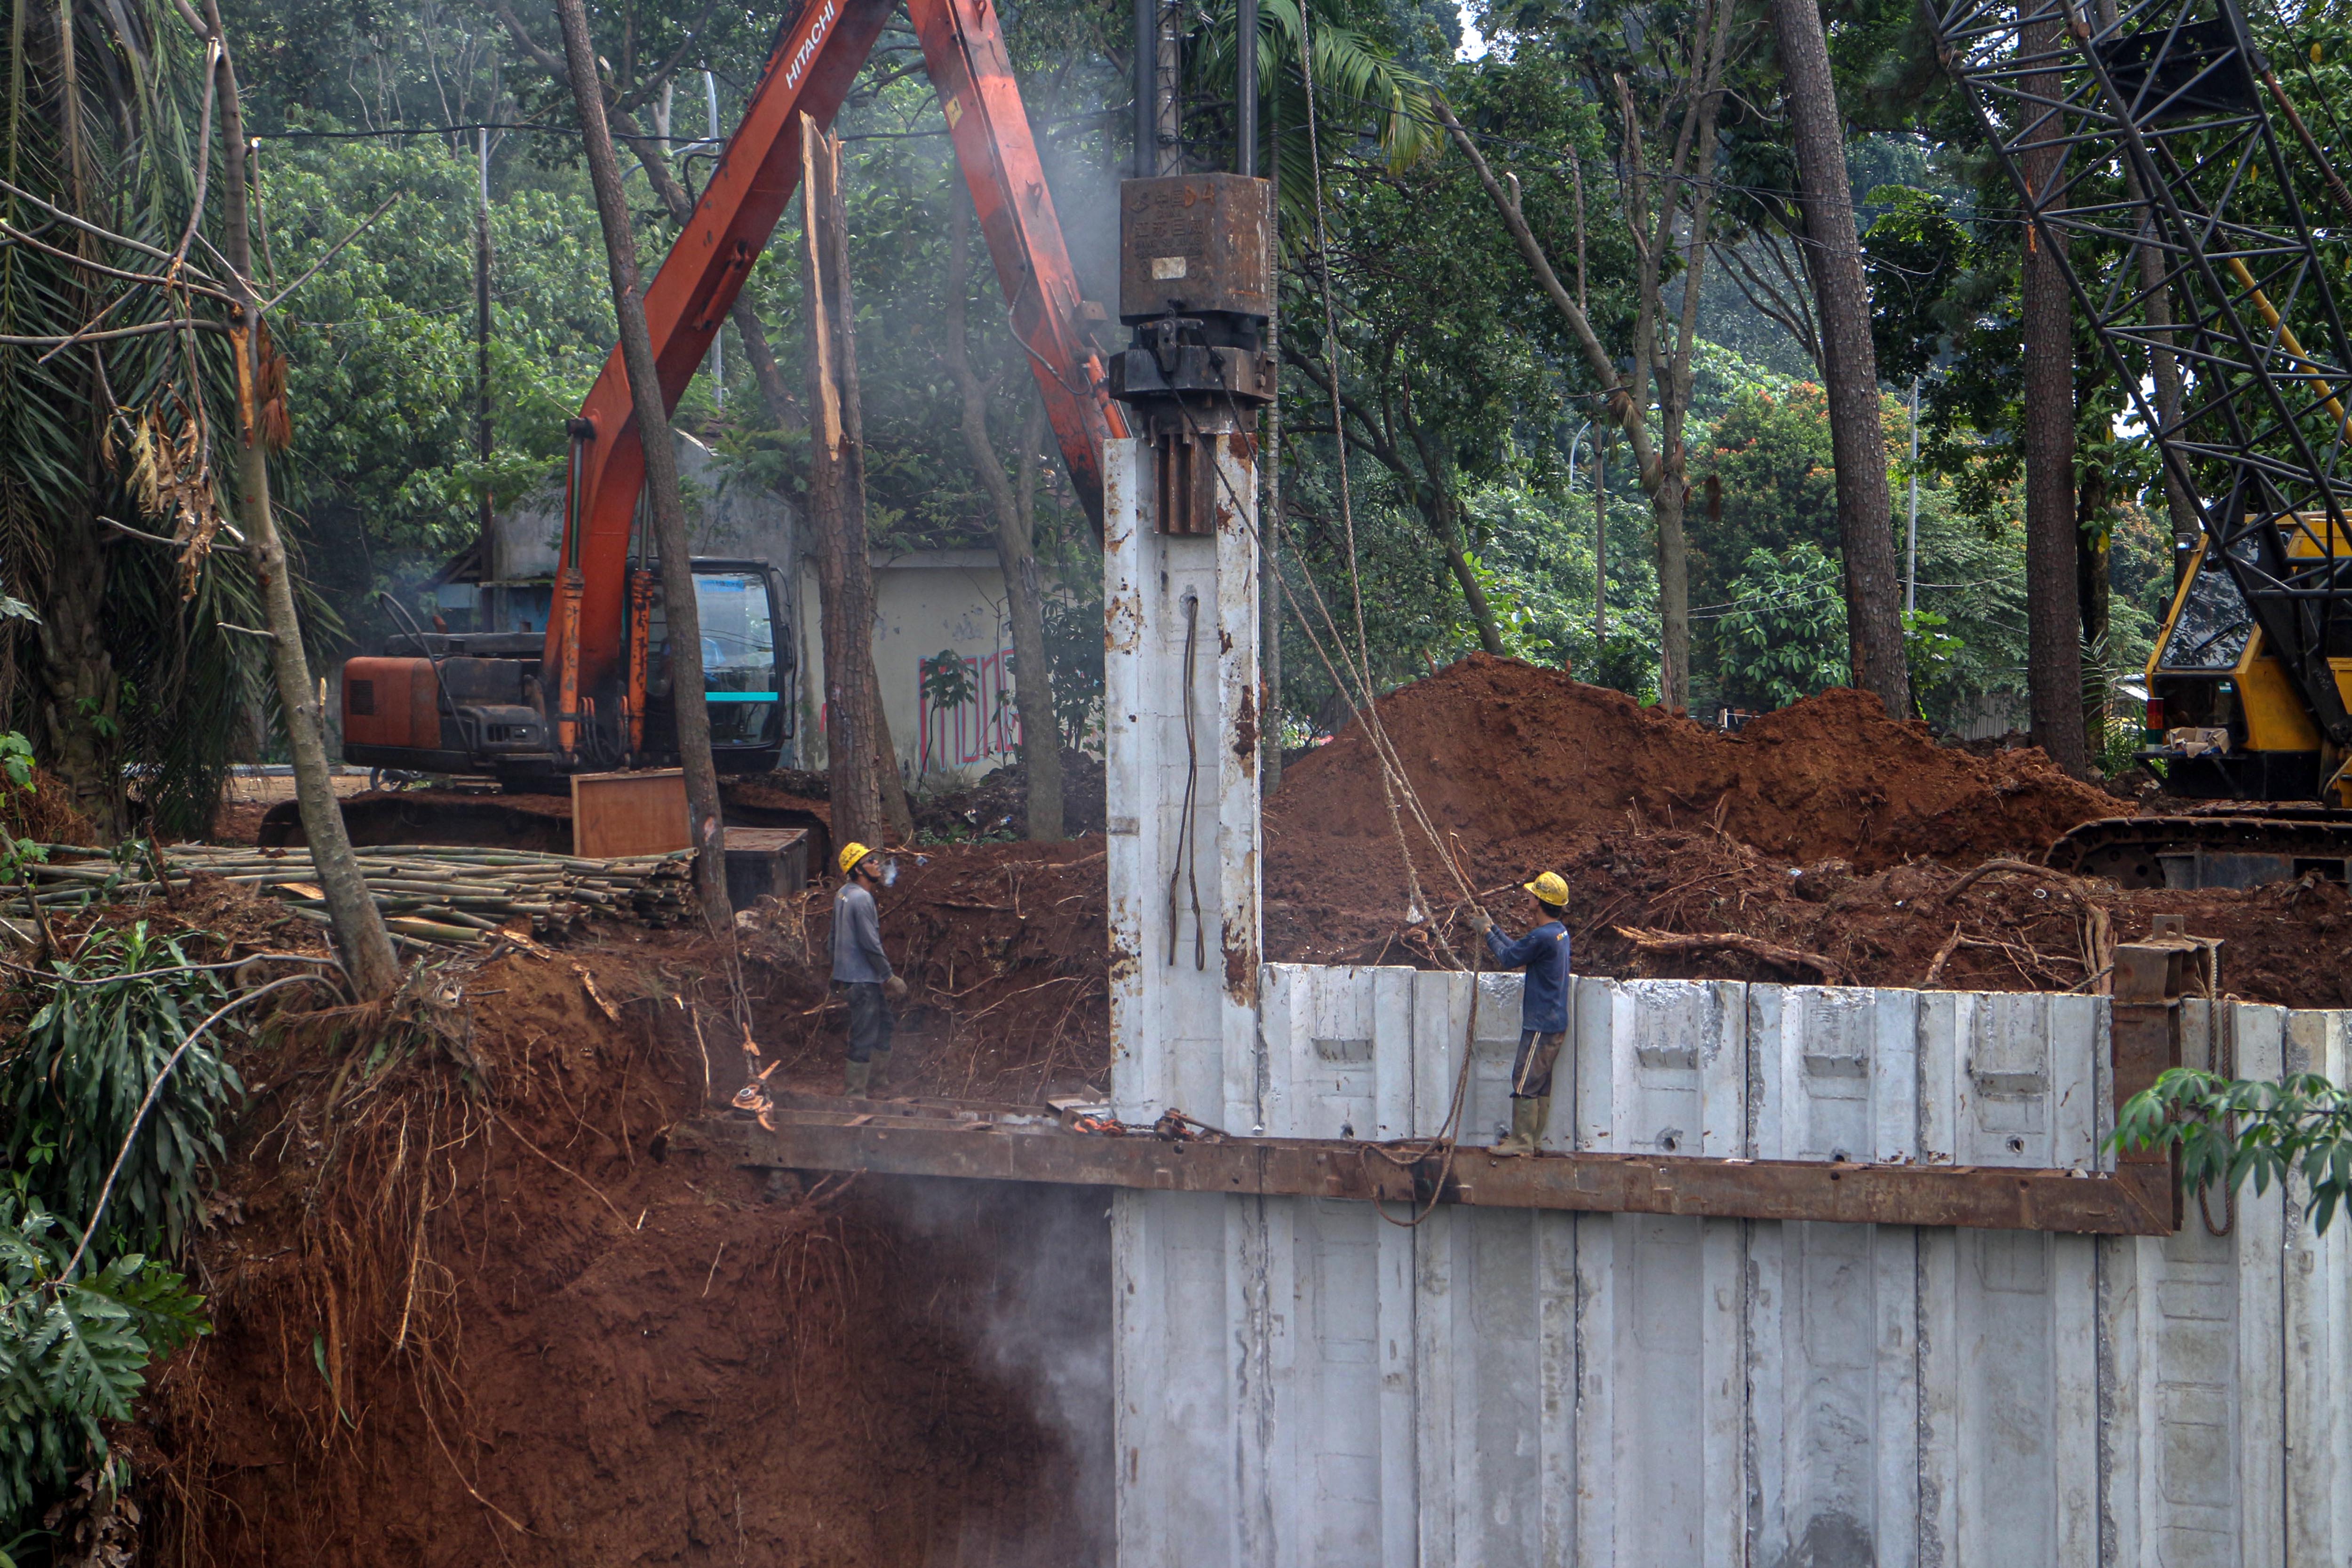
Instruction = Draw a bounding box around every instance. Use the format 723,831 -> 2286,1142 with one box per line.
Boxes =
842,982 -> 894,1063
1511,1028 -> 1565,1099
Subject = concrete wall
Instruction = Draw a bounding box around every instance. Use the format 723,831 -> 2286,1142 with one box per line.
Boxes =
794,548 -> 1023,784
1112,967 -> 2352,1566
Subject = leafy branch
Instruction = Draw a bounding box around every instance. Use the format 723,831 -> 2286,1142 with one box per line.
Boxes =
2112,1068 -> 2352,1233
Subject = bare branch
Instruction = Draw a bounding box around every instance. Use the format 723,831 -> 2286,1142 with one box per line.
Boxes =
258,193 -> 401,312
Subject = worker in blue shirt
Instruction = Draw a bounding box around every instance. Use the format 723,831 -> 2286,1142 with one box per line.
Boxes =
1469,870 -> 1572,1154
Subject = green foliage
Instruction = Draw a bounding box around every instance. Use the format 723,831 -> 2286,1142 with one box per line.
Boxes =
2,925 -> 246,1256
1,0 -> 273,833
0,1196 -> 207,1551
2114,1070 -> 2352,1234
1713,544 -> 1850,710
0,923 -> 232,1555
1042,590 -> 1106,751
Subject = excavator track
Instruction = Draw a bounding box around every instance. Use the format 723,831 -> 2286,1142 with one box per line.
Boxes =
2045,809 -> 2352,890
257,783 -> 831,861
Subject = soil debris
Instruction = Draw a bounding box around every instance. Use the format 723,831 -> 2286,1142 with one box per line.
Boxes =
131,941 -> 1109,1566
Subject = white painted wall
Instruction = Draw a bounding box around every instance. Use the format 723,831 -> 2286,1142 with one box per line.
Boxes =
1112,968 -> 2352,1567
792,548 -> 1022,783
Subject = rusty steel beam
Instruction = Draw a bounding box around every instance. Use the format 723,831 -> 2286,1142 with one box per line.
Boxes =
668,1113 -> 2178,1235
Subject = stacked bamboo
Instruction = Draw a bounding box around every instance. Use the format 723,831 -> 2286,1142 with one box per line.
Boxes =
0,843 -> 696,949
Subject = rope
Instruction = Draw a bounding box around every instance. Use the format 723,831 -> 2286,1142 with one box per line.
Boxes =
1360,950 -> 1488,1228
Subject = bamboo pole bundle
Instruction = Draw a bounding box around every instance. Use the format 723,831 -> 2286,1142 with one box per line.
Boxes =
0,843 -> 700,949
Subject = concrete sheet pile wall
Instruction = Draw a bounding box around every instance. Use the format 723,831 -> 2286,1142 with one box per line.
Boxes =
1111,966 -> 2352,1567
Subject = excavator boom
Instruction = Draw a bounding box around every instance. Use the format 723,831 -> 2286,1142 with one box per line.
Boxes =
543,0 -> 1126,707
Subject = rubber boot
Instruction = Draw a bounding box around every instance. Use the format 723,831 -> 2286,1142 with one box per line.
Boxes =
1528,1093 -> 1552,1149
1496,1096 -> 1540,1154
868,1048 -> 893,1097
843,1059 -> 871,1098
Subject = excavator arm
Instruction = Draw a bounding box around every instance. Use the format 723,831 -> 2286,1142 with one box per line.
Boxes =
542,0 -> 1127,725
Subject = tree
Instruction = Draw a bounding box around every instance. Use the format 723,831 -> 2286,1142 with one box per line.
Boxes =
552,0 -> 731,923
2017,13 -> 2088,776
800,118 -> 904,852
1768,0 -> 1909,717
1437,0 -> 1747,710
0,0 -> 272,837
941,197 -> 1062,840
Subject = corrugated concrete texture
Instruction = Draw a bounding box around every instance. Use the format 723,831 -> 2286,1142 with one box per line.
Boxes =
1111,968 -> 2351,1566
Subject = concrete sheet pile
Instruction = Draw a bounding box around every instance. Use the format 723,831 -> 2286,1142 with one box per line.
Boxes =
1112,966 -> 2352,1566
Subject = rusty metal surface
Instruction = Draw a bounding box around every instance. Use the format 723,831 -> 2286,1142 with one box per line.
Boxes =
571,768 -> 690,858
670,1108 -> 2177,1234
1116,174 -> 1272,322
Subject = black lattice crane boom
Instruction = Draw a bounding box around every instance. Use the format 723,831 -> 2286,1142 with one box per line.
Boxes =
1934,0 -> 2352,886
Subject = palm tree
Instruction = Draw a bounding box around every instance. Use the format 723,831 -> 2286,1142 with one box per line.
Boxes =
0,0 -> 269,836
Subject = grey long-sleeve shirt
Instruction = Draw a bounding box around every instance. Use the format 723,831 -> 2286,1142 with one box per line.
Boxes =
830,881 -> 893,983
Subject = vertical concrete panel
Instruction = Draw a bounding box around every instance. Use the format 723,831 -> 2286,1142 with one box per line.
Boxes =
1115,1191 -> 1238,1567
1290,1197 -> 1385,1566
2233,1006 -> 2287,1568
1582,979 -> 1744,1156
2284,1008 -> 2352,1567
1535,1210 -> 1578,1566
1749,984 -> 1923,1568
1919,1232 -> 2089,1568
1936,993 -> 2099,1170
1102,440 -> 1150,1122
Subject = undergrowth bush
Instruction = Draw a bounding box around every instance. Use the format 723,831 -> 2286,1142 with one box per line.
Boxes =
0,921 -> 247,1564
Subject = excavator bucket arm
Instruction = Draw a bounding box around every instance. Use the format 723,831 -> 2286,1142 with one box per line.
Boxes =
544,0 -> 1124,704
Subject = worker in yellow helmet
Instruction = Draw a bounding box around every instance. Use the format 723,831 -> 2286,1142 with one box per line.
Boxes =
832,842 -> 907,1097
1467,869 -> 1572,1154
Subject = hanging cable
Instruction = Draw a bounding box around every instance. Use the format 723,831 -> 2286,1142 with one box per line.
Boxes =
1168,592 -> 1206,969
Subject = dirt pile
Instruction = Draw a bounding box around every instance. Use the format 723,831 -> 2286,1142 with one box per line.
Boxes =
1256,656 -> 2352,1005
738,838 -> 1108,1103
135,939 -> 1110,1565
1267,655 -> 2110,884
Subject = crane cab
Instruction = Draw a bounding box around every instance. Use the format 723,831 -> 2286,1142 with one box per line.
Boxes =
2143,533 -> 2352,802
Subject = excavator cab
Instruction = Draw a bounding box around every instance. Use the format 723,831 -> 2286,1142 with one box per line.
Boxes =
633,559 -> 795,764
338,557 -> 793,786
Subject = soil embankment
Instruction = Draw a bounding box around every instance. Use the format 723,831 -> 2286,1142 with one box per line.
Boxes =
124,937 -> 1110,1566
1258,655 -> 2345,1004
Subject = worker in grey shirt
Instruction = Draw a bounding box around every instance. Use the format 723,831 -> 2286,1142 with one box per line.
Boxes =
831,841 -> 906,1097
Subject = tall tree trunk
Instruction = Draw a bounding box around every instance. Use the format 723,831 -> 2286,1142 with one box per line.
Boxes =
2019,15 -> 2089,775
1771,0 -> 1911,717
1430,489 -> 1504,657
207,9 -> 400,997
555,0 -> 731,924
1654,467 -> 1691,706
2076,459 -> 2113,761
800,116 -> 899,851
941,197 -> 1061,840
37,522 -> 123,836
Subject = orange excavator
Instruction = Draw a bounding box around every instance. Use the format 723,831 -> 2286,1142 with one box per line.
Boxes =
285,0 -> 1128,847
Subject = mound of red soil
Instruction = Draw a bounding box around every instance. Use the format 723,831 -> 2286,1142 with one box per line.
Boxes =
737,838 -> 1109,1103
1269,655 -> 2110,883
138,942 -> 1109,1565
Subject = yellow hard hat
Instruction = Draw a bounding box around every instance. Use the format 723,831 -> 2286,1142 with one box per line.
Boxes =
838,842 -> 874,876
1523,871 -> 1570,907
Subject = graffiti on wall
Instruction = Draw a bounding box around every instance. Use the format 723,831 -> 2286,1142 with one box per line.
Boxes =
917,645 -> 1020,774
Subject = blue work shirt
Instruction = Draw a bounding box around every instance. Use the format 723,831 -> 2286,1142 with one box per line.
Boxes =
1486,919 -> 1571,1033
